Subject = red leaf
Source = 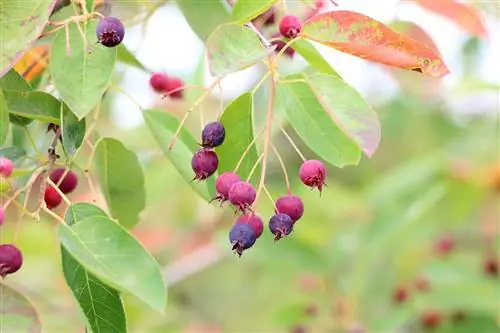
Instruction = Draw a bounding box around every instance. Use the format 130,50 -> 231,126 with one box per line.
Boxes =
300,10 -> 450,78
417,0 -> 487,37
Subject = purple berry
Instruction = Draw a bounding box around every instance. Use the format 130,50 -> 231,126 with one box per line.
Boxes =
279,15 -> 302,39
236,213 -> 264,238
229,223 -> 257,257
0,244 -> 23,278
50,168 -> 78,194
211,172 -> 241,204
191,150 -> 218,181
269,213 -> 294,241
275,195 -> 304,223
201,121 -> 225,149
228,181 -> 256,213
299,160 -> 327,193
96,17 -> 125,47
0,206 -> 5,226
0,157 -> 14,177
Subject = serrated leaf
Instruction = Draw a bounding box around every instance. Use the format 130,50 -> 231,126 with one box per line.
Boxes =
50,21 -> 117,119
301,11 -> 450,77
94,138 -> 146,229
61,203 -> 127,333
117,44 -> 147,71
216,92 -> 260,182
61,103 -> 85,157
230,0 -> 278,24
0,0 -> 57,77
207,23 -> 273,77
58,215 -> 167,314
143,109 -> 216,202
3,90 -> 61,123
0,284 -> 41,333
277,73 -> 361,167
0,68 -> 33,91
0,91 -> 8,145
176,0 -> 230,42
291,39 -> 341,77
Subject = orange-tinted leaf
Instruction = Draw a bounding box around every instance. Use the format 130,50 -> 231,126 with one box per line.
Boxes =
391,21 -> 440,54
417,0 -> 487,37
13,45 -> 50,81
300,10 -> 450,78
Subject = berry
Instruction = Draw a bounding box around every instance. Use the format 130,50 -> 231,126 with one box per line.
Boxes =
50,168 -> 78,194
0,177 -> 11,193
271,33 -> 295,57
211,172 -> 241,204
0,206 -> 4,226
236,213 -> 264,238
0,157 -> 14,177
299,160 -> 327,193
420,311 -> 442,329
44,186 -> 63,209
96,17 -> 125,47
228,181 -> 256,212
275,195 -> 304,223
201,121 -> 226,149
484,257 -> 499,277
165,77 -> 185,99
434,235 -> 455,256
414,276 -> 430,292
279,15 -> 302,39
392,286 -> 409,303
191,150 -> 218,181
0,244 -> 23,278
269,213 -> 293,241
229,223 -> 256,257
150,72 -> 169,93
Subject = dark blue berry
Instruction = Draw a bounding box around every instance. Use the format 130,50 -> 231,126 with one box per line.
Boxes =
269,213 -> 293,241
191,150 -> 218,181
229,223 -> 256,257
201,122 -> 225,149
96,17 -> 125,47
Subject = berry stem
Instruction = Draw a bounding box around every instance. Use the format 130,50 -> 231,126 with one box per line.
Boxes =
271,37 -> 301,67
275,118 -> 306,161
246,153 -> 264,182
111,84 -> 143,110
2,166 -> 46,211
42,204 -> 66,224
161,84 -> 206,100
251,71 -> 272,94
47,179 -> 71,206
234,127 -> 265,173
244,22 -> 271,48
270,142 -> 291,195
262,185 -> 276,209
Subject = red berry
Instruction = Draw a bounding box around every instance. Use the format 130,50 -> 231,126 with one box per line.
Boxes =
150,72 -> 169,93
484,257 -> 499,277
275,195 -> 304,223
165,77 -> 185,99
299,160 -> 327,193
420,310 -> 442,329
414,276 -> 430,292
269,213 -> 294,241
50,168 -> 78,194
279,15 -> 302,39
228,181 -> 256,213
44,186 -> 63,209
434,235 -> 455,256
0,157 -> 14,177
236,213 -> 264,238
191,150 -> 218,181
96,17 -> 125,47
0,244 -> 23,278
392,286 -> 409,303
211,172 -> 241,204
0,206 -> 5,226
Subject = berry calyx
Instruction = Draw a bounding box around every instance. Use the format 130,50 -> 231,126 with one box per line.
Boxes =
279,15 -> 302,39
0,206 -> 5,226
420,310 -> 442,329
392,286 -> 409,303
50,168 -> 78,194
191,150 -> 219,181
229,223 -> 257,257
44,186 -> 63,209
165,77 -> 185,99
0,157 -> 14,177
211,172 -> 241,204
236,213 -> 264,238
150,72 -> 169,93
484,257 -> 499,277
0,244 -> 23,278
201,121 -> 226,149
434,235 -> 455,256
228,181 -> 256,213
275,195 -> 304,223
96,17 -> 125,47
299,160 -> 327,193
269,213 -> 293,241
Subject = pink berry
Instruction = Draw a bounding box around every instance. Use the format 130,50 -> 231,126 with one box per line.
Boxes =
50,168 -> 78,194
434,235 -> 455,256
228,181 -> 256,213
279,15 -> 302,39
392,286 -> 410,303
420,311 -> 442,329
44,186 -> 63,209
0,244 -> 23,278
0,206 -> 5,226
275,195 -> 304,223
299,160 -> 327,193
211,172 -> 241,204
150,72 -> 169,93
191,150 -> 218,181
165,77 -> 185,99
236,213 -> 264,238
0,157 -> 14,177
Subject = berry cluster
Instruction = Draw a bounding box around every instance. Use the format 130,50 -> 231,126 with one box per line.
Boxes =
149,72 -> 185,99
44,168 -> 79,209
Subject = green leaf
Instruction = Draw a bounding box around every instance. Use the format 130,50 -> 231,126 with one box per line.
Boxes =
0,0 -> 56,77
85,0 -> 95,13
0,91 -> 9,145
58,215 -> 167,314
61,203 -> 127,333
61,103 -> 85,157
216,92 -> 260,182
50,21 -> 117,119
143,109 -> 216,202
117,44 -> 147,72
277,73 -> 361,167
3,90 -> 61,123
0,69 -> 33,91
0,146 -> 26,163
176,0 -> 230,42
0,284 -> 41,333
94,138 -> 146,229
291,39 -> 341,77
230,0 -> 277,24
207,23 -> 273,77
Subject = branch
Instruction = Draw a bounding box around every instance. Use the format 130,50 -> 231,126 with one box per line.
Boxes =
51,0 -> 71,16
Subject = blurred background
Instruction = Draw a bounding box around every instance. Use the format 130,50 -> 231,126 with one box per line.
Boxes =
1,0 -> 499,332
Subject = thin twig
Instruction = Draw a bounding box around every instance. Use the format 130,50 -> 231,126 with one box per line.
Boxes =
275,118 -> 306,161
246,153 -> 264,182
234,128 -> 265,173
270,142 -> 291,194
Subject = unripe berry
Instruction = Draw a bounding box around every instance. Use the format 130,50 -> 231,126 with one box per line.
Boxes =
299,160 -> 327,193
229,223 -> 257,257
44,186 -> 63,209
96,17 -> 125,47
228,181 -> 256,212
201,122 -> 225,149
0,157 -> 14,177
392,286 -> 409,303
150,72 -> 169,93
434,235 -> 455,256
211,172 -> 241,204
191,150 -> 218,181
269,213 -> 293,241
236,213 -> 264,238
165,77 -> 185,99
0,177 -> 11,193
0,244 -> 23,278
279,15 -> 302,39
420,310 -> 442,329
0,206 -> 5,226
275,195 -> 304,223
50,168 -> 78,194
